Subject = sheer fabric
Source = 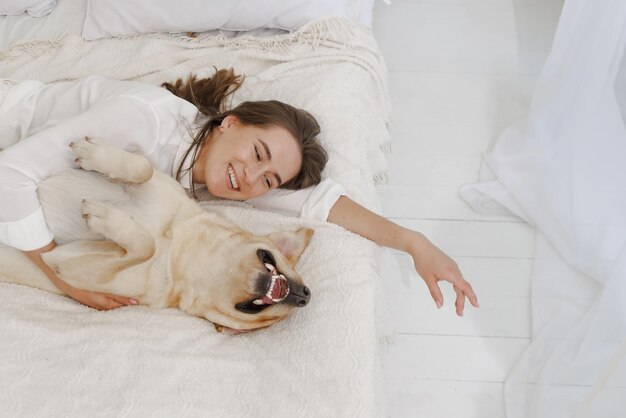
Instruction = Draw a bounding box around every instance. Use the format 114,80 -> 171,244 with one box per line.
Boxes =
461,0 -> 626,416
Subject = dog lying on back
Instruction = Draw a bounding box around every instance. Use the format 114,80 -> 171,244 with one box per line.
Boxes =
0,137 -> 313,332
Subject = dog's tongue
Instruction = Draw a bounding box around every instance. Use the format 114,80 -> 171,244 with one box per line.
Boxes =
254,274 -> 289,306
269,275 -> 289,301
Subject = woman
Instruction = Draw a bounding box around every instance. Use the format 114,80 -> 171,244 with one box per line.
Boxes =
0,69 -> 478,315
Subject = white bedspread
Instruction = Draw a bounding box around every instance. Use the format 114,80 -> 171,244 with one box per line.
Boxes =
461,0 -> 626,416
0,0 -> 85,50
0,18 -> 393,417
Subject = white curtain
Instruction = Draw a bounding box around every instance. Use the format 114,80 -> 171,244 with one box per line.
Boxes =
461,0 -> 626,416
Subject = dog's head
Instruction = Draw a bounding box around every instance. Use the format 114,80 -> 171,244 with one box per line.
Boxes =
168,215 -> 314,333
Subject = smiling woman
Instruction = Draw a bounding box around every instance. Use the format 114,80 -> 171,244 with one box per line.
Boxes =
194,116 -> 302,200
162,70 -> 327,200
1,67 -> 478,315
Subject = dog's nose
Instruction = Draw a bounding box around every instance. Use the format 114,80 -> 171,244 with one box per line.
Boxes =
299,286 -> 311,307
284,283 -> 311,307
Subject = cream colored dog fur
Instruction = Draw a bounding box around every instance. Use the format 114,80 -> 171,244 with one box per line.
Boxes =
0,137 -> 313,332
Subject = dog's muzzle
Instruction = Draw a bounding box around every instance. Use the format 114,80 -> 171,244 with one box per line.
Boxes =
254,264 -> 311,307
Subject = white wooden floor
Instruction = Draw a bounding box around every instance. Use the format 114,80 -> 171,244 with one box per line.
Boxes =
373,1 -> 563,416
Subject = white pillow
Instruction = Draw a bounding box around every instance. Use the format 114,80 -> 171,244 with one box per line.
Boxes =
82,0 -> 366,40
0,0 -> 56,17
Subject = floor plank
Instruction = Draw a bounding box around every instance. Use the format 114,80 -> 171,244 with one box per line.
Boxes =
390,218 -> 535,259
386,255 -> 530,338
383,334 -> 528,382
381,184 -> 521,222
384,379 -> 506,418
388,73 -> 533,133
374,0 -> 518,75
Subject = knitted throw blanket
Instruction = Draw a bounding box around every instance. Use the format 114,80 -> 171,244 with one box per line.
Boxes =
0,17 -> 393,417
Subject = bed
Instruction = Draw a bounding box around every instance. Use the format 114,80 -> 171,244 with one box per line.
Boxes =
0,1 -> 394,416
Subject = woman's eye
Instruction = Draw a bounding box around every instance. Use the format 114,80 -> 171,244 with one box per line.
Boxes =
264,176 -> 272,188
254,146 -> 261,161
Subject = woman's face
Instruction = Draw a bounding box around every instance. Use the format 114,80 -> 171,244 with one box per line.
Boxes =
195,115 -> 302,200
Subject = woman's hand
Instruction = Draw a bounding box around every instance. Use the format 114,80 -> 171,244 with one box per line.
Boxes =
23,241 -> 138,311
407,231 -> 479,316
328,196 -> 479,316
62,285 -> 138,311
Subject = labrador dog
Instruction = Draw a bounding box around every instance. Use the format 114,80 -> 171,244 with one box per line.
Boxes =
0,137 -> 313,332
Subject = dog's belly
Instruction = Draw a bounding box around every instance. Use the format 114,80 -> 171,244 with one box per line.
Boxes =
39,169 -> 131,243
39,168 -> 183,243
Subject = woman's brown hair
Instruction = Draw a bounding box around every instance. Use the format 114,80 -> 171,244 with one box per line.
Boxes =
162,68 -> 327,197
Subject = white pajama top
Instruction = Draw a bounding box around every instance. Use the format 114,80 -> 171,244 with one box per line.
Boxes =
0,76 -> 345,251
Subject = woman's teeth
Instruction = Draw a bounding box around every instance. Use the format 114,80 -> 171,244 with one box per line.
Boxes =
228,165 -> 239,190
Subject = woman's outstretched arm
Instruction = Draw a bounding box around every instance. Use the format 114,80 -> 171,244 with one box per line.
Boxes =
327,196 -> 479,316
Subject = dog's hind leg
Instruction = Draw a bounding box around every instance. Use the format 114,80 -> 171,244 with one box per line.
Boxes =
70,136 -> 153,184
80,200 -> 155,259
42,200 -> 156,290
0,244 -> 62,294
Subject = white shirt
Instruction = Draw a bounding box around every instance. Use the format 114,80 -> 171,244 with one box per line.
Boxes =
0,76 -> 345,251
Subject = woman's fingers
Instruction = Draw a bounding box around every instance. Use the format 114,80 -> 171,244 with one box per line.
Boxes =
454,276 -> 479,308
454,287 -> 466,316
100,297 -> 124,310
86,293 -> 120,310
425,279 -> 444,309
464,280 -> 479,308
428,272 -> 479,317
104,293 -> 138,307
450,275 -> 479,316
96,294 -> 138,310
68,288 -> 138,311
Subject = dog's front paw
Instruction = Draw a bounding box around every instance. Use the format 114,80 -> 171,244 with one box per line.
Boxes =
70,136 -> 110,176
70,136 -> 153,184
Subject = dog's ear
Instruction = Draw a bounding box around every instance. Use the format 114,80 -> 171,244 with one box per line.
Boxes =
266,227 -> 314,265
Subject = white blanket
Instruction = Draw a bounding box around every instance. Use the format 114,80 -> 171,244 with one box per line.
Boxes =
461,0 -> 626,416
0,18 -> 393,417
